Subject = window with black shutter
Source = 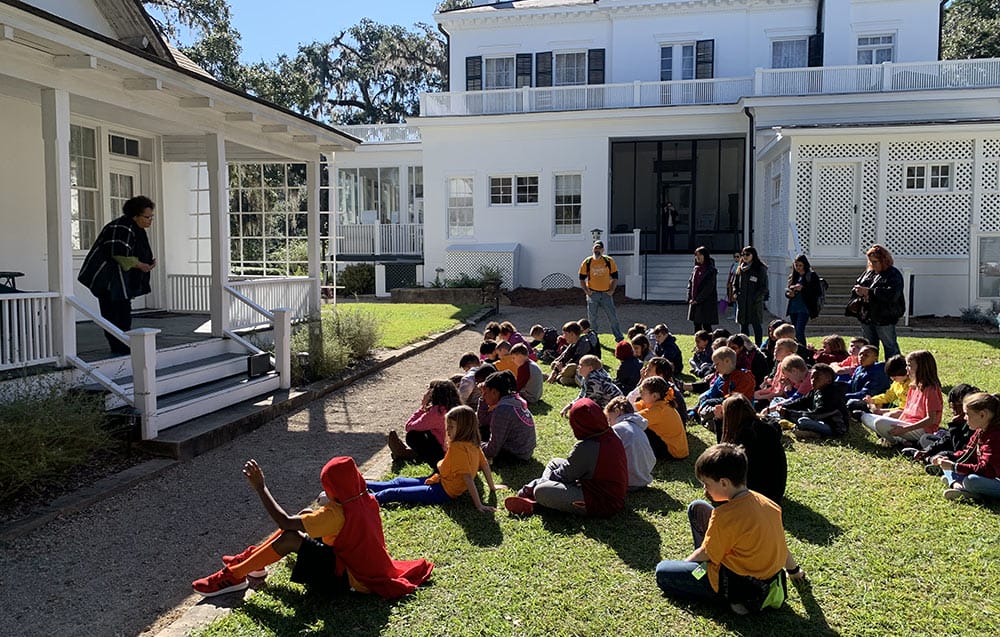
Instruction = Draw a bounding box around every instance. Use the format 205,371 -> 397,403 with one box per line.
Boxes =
808,33 -> 824,67
695,39 -> 714,79
536,52 -> 553,87
466,56 -> 482,91
587,48 -> 605,84
516,53 -> 533,87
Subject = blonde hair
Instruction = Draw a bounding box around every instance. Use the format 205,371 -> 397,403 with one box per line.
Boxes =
446,405 -> 481,445
579,354 -> 603,370
780,354 -> 807,373
963,392 -> 1000,431
774,338 -> 799,355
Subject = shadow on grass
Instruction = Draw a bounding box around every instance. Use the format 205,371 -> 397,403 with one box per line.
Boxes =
491,456 -> 547,494
439,493 -> 505,547
781,497 -> 843,545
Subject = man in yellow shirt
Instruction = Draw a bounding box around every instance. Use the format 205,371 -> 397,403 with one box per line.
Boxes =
578,241 -> 624,342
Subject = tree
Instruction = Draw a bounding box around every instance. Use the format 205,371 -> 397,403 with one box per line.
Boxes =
437,0 -> 473,10
941,0 -> 1000,59
143,0 -> 247,85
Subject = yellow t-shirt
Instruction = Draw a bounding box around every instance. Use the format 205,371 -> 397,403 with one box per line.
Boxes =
579,255 -> 618,293
299,503 -> 369,593
638,399 -> 688,458
702,491 -> 788,592
425,440 -> 486,498
494,354 -> 518,375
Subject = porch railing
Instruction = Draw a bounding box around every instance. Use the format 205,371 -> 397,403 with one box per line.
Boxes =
227,277 -> 314,330
0,292 -> 59,370
168,273 -> 212,313
337,223 -> 423,256
337,123 -> 422,144
222,285 -> 291,390
608,229 -> 643,275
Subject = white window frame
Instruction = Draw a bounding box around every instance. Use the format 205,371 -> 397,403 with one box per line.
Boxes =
447,176 -> 474,238
857,33 -> 895,65
771,173 -> 782,203
660,43 -> 695,82
554,51 -> 587,86
771,37 -> 808,69
484,56 -> 516,90
553,173 -> 582,236
70,123 -> 100,252
903,163 -> 952,192
489,174 -> 538,206
516,175 -> 539,204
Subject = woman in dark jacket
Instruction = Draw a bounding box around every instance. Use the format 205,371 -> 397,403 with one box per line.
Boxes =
734,246 -> 769,345
851,244 -> 905,360
687,246 -> 719,332
720,394 -> 786,504
785,254 -> 823,346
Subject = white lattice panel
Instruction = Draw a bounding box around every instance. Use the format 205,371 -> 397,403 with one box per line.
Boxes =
983,139 -> 1000,158
983,161 -> 999,190
887,139 -> 973,162
798,143 -> 877,159
861,160 -> 879,251
885,193 -> 971,255
955,162 -> 974,191
813,164 -> 857,252
445,251 -> 516,289
981,193 -> 1000,233
794,162 -> 812,253
886,165 -> 903,192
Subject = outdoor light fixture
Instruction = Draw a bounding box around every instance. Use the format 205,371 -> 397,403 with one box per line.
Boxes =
591,228 -> 603,241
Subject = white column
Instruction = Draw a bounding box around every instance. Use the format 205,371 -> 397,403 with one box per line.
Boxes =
375,264 -> 388,298
129,327 -> 159,440
41,88 -> 76,365
205,133 -> 230,336
273,307 -> 292,389
305,159 -> 322,314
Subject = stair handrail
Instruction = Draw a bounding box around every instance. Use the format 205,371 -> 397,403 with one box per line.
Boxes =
66,295 -> 130,350
64,296 -> 133,405
223,285 -> 292,390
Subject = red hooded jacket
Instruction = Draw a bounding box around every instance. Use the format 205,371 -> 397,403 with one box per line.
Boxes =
569,399 -> 628,517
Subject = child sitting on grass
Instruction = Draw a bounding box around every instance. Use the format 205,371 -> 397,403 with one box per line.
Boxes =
777,363 -> 849,440
529,324 -> 561,363
191,457 -> 434,597
561,354 -> 623,416
387,379 -> 461,466
830,336 -> 868,378
505,398 -> 627,517
652,323 -> 684,377
850,354 -> 908,423
368,406 -> 503,513
629,357 -> 687,416
930,392 -> 1000,502
457,352 -> 483,406
631,333 -> 654,363
812,334 -> 849,365
689,330 -> 714,378
839,345 -> 890,404
637,376 -> 689,460
605,396 -> 656,490
761,355 -> 812,417
753,338 -> 799,408
547,321 -> 593,386
905,383 -> 979,465
691,347 -> 756,434
614,339 -> 643,394
510,343 -> 544,404
860,350 -> 943,447
655,443 -> 804,615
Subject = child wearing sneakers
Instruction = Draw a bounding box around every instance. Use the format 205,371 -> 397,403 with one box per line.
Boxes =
777,364 -> 849,440
529,324 -> 561,363
386,379 -> 461,467
655,444 -> 804,614
191,457 -> 433,597
560,355 -> 623,416
906,383 -> 979,464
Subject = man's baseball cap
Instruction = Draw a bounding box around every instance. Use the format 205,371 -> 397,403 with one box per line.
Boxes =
593,240 -> 604,249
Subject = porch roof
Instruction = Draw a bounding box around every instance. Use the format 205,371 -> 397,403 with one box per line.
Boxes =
0,0 -> 360,161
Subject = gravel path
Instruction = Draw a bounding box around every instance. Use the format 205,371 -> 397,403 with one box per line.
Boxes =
0,303 -> 704,637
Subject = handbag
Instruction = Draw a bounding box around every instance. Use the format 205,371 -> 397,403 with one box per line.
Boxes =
844,295 -> 866,318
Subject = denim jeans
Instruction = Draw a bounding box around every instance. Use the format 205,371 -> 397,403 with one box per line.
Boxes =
860,322 -> 901,361
366,476 -> 452,505
655,499 -> 719,602
788,311 -> 809,346
587,290 -> 624,341
796,417 -> 833,437
943,470 -> 1000,500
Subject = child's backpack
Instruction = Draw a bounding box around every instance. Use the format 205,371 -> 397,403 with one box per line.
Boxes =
719,565 -> 788,613
810,273 -> 830,319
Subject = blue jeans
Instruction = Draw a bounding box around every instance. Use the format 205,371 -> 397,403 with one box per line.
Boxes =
656,500 -> 719,602
366,476 -> 452,505
943,470 -> 1000,500
796,417 -> 833,436
788,311 -> 809,346
860,322 -> 901,361
587,290 -> 623,341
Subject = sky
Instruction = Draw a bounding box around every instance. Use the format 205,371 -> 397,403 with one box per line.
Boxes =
230,1 -> 439,63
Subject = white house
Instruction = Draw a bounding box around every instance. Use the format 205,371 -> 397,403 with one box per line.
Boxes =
336,0 -> 1000,318
0,0 -> 357,438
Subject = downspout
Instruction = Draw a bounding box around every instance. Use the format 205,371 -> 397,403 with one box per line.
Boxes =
937,0 -> 948,60
815,0 -> 824,34
744,106 -> 755,247
437,22 -> 451,92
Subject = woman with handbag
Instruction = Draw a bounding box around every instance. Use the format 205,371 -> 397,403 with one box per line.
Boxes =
848,244 -> 905,360
784,254 -> 822,346
734,246 -> 769,345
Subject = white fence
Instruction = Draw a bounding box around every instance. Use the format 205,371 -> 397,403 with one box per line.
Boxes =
0,292 -> 59,370
168,273 -> 212,313
420,58 -> 1000,117
337,223 -> 423,256
337,124 -> 422,144
227,277 -> 314,330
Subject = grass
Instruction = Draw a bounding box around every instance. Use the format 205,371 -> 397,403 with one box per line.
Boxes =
197,333 -> 1000,637
332,303 -> 485,350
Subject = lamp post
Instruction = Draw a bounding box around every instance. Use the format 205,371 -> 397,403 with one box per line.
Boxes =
591,228 -> 603,242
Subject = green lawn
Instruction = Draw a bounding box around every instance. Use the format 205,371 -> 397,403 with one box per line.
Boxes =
332,303 -> 484,350
198,333 -> 1000,637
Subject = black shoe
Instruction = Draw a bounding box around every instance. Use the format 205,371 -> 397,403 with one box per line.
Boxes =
851,410 -> 864,422
925,464 -> 943,476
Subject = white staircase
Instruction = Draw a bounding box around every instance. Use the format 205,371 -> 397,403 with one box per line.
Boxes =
642,254 -> 730,303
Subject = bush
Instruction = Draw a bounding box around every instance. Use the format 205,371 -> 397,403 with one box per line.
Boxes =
340,263 -> 375,296
959,304 -> 1000,327
0,381 -> 110,501
290,307 -> 382,384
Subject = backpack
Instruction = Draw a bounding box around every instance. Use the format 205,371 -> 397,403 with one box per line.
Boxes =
584,255 -> 613,276
809,273 -> 830,319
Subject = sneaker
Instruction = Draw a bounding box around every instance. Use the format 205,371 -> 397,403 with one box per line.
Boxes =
878,438 -> 895,448
221,546 -> 267,578
944,487 -> 973,501
387,431 -> 416,461
925,464 -> 943,476
850,410 -> 864,422
778,419 -> 796,431
900,447 -> 920,460
792,428 -> 821,441
516,485 -> 535,499
504,496 -> 536,516
192,567 -> 248,597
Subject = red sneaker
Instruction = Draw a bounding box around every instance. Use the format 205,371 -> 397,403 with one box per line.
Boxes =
504,496 -> 536,516
222,546 -> 267,578
191,567 -> 248,597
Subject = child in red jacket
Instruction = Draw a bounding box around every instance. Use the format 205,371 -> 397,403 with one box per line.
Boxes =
931,392 -> 1000,502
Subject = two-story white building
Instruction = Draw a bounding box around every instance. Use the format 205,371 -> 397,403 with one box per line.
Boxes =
336,0 -> 1000,317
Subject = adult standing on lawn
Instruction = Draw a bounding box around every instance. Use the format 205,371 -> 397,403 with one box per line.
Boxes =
77,195 -> 157,356
579,240 -> 624,343
734,246 -> 769,346
850,244 -> 905,361
687,246 -> 719,332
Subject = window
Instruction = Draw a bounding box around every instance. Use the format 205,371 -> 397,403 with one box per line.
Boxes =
489,175 -> 538,205
336,167 -> 401,224
857,34 -> 894,65
484,57 -> 515,89
904,163 -> 951,192
109,134 -> 140,158
660,44 -> 695,81
771,39 -> 808,69
771,174 -> 782,202
70,124 -> 98,250
554,174 -> 582,235
516,175 -> 539,203
407,166 -> 423,223
490,176 -> 513,205
448,177 -> 474,238
555,52 -> 587,86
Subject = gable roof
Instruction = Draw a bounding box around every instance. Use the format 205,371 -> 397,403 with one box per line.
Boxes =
93,0 -> 173,60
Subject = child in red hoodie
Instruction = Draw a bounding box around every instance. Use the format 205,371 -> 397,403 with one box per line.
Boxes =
931,392 -> 1000,502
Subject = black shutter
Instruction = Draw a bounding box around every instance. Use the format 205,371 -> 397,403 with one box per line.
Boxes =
536,51 -> 552,87
516,53 -> 533,88
466,56 -> 482,91
587,48 -> 605,84
695,39 -> 714,79
808,33 -> 824,67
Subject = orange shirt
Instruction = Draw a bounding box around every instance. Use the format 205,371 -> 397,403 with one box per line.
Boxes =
425,441 -> 486,498
638,399 -> 688,458
702,491 -> 788,592
494,354 -> 518,375
300,504 -> 370,592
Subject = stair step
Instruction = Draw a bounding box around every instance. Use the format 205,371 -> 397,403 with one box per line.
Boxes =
152,372 -> 281,430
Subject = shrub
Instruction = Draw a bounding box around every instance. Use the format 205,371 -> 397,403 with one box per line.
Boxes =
959,304 -> 1000,327
290,307 -> 381,384
340,263 -> 375,296
0,380 -> 110,501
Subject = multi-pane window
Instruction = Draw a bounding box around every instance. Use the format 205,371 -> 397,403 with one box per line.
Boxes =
516,175 -> 539,203
448,177 -> 474,238
929,164 -> 951,189
555,52 -> 587,86
771,39 -> 808,69
905,165 -> 925,190
904,164 -> 951,192
70,124 -> 98,250
109,134 -> 140,158
660,44 -> 695,81
336,167 -> 400,225
554,174 -> 582,235
857,35 -> 894,65
229,163 -> 310,276
489,175 -> 538,205
490,177 -> 513,205
408,166 -> 423,223
484,57 -> 515,89
186,163 -> 211,272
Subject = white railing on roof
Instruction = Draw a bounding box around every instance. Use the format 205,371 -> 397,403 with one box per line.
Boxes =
0,292 -> 59,370
336,223 -> 423,256
338,124 -> 422,144
420,58 -> 1000,116
168,273 -> 212,313
227,277 -> 314,330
